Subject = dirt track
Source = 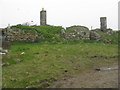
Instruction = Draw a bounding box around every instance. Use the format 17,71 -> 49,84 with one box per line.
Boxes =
49,64 -> 118,88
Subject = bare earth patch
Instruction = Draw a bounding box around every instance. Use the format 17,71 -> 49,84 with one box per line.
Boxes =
49,63 -> 118,88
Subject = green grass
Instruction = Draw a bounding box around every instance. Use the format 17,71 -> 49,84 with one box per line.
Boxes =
2,42 -> 118,88
11,24 -> 64,43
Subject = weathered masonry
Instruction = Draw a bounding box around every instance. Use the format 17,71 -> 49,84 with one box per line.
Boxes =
100,17 -> 107,32
40,8 -> 47,25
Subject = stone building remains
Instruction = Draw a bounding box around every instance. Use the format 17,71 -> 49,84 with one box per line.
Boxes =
40,8 -> 47,25
100,17 -> 107,32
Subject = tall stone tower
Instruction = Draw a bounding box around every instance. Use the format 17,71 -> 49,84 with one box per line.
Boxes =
40,8 -> 47,25
100,17 -> 107,32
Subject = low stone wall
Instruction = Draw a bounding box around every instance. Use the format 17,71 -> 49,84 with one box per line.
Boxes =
61,26 -> 90,40
90,31 -> 101,40
6,28 -> 38,42
1,26 -> 112,43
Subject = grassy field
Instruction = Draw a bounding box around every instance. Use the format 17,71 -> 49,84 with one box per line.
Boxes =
2,42 -> 118,88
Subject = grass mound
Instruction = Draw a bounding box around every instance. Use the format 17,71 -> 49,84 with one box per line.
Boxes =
11,24 -> 64,43
66,25 -> 89,33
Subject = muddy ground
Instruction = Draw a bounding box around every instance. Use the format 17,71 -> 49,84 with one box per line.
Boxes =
49,62 -> 118,88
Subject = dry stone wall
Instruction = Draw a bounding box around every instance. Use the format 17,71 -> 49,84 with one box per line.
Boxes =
61,26 -> 90,40
6,28 -> 38,42
1,25 -> 109,43
90,31 -> 101,40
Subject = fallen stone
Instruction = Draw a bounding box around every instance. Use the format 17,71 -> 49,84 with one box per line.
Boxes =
0,49 -> 8,54
2,62 -> 10,66
20,52 -> 25,55
96,66 -> 118,71
0,52 -> 6,55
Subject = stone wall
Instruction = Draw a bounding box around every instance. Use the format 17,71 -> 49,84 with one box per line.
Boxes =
61,26 -> 90,40
90,31 -> 101,40
1,25 -> 115,43
5,28 -> 38,42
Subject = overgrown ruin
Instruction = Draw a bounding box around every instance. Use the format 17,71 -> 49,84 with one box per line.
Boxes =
0,9 -> 118,44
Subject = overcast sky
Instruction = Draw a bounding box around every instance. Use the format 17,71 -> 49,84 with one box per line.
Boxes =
0,0 -> 119,30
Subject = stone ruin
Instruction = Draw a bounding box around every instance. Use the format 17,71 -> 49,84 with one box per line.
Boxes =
90,31 -> 101,41
100,17 -> 107,32
39,8 -> 110,32
0,26 -> 39,45
6,28 -> 38,42
0,9 -> 114,44
62,26 -> 90,40
39,9 -> 112,41
40,8 -> 47,25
